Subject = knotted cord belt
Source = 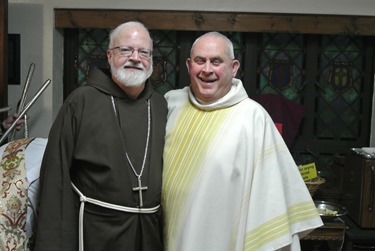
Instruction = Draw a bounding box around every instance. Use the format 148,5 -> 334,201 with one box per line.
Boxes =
71,182 -> 160,251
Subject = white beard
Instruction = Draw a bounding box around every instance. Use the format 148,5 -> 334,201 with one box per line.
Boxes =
110,60 -> 153,87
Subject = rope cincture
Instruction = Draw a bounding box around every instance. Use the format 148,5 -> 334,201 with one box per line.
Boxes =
71,182 -> 160,251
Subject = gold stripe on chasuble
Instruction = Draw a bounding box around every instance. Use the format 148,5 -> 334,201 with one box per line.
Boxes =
255,140 -> 290,166
244,201 -> 319,250
163,102 -> 232,240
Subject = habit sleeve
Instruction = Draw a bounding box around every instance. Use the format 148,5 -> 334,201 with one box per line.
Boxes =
35,100 -> 79,250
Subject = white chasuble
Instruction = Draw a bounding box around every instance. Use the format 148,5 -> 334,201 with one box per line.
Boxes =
162,79 -> 323,251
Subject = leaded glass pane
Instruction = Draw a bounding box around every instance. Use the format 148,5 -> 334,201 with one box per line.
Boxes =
150,30 -> 178,95
257,33 -> 304,103
224,32 -> 244,79
316,35 -> 363,140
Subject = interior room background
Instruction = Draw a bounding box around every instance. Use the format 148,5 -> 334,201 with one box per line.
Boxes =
4,0 -> 375,202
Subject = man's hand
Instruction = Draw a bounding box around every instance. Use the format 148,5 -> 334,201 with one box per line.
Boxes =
2,113 -> 28,131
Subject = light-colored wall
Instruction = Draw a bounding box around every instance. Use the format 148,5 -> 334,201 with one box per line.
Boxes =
7,0 -> 375,143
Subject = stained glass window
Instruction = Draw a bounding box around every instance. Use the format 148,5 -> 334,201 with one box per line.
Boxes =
257,33 -> 305,102
316,36 -> 363,140
75,29 -> 371,172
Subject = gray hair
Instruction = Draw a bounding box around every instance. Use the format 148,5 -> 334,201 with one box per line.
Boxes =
108,21 -> 153,49
190,32 -> 235,59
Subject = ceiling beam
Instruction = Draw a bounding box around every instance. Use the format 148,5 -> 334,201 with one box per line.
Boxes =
55,9 -> 375,36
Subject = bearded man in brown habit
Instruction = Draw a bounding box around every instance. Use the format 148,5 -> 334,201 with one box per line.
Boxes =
35,21 -> 167,251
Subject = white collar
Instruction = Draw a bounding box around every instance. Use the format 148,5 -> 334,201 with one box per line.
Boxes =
188,78 -> 248,111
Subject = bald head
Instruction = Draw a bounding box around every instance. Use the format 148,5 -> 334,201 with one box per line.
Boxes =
190,32 -> 235,60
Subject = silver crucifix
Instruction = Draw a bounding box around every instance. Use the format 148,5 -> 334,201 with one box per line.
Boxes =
133,178 -> 148,207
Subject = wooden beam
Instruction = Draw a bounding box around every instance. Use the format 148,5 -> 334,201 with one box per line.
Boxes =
55,9 -> 375,36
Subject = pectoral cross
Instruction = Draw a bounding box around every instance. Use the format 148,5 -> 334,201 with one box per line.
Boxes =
133,178 -> 148,207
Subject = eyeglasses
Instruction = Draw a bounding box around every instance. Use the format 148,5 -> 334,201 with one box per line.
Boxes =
109,46 -> 152,59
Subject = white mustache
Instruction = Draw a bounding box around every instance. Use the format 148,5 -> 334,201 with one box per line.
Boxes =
123,62 -> 145,70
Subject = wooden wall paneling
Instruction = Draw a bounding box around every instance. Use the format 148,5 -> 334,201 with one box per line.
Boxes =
55,9 -> 375,36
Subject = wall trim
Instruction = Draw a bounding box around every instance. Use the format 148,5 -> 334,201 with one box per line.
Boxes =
55,9 -> 375,36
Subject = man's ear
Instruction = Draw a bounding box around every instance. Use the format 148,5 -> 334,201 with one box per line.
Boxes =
107,50 -> 112,65
186,58 -> 191,73
232,59 -> 240,77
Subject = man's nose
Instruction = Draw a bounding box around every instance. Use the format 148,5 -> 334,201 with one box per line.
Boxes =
202,61 -> 213,72
128,50 -> 141,61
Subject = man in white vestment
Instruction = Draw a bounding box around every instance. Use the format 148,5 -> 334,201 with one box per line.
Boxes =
162,32 -> 323,251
